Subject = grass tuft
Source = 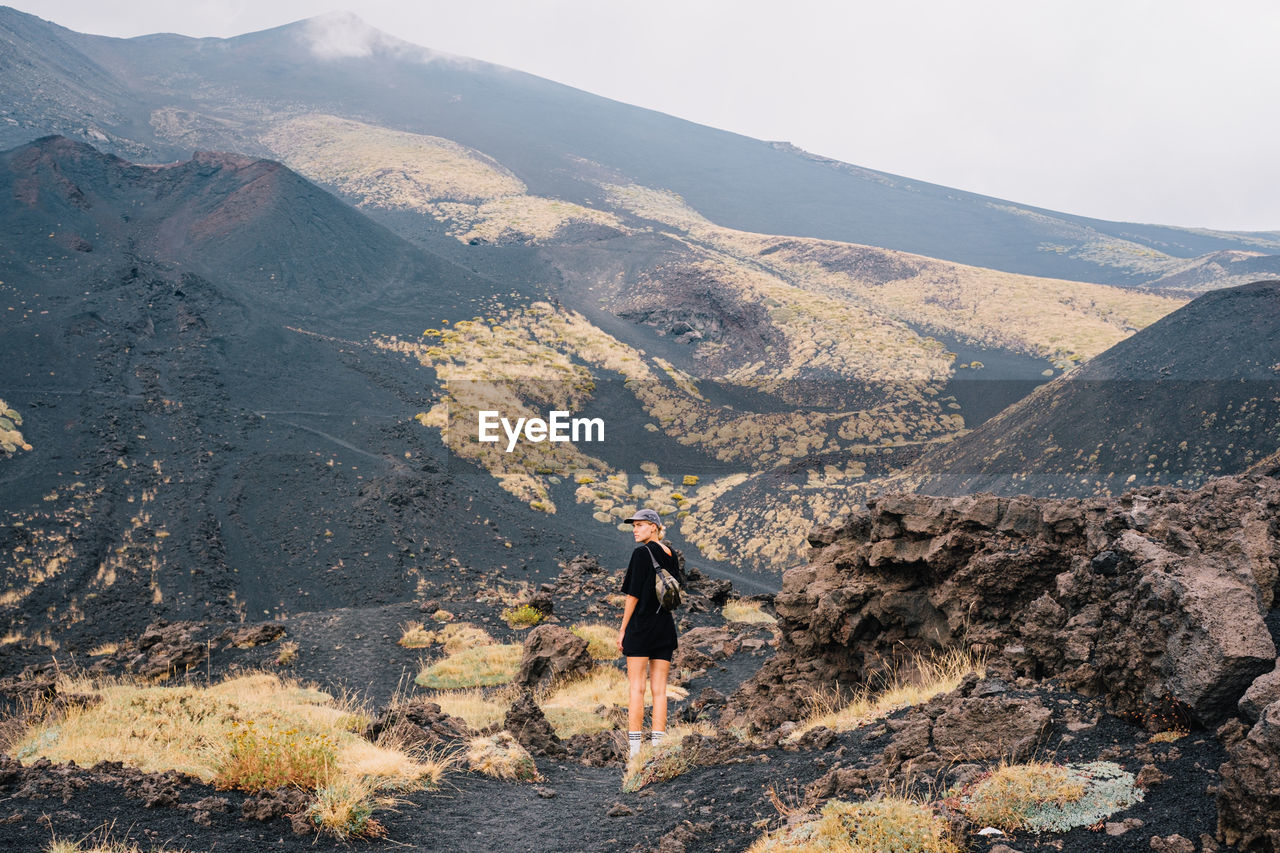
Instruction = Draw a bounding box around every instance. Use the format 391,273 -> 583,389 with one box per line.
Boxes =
398,621 -> 434,648
11,669 -> 441,835
748,795 -> 960,853
501,604 -> 544,629
953,761 -> 1084,831
569,623 -> 620,660
214,720 -> 336,791
620,723 -> 717,792
415,644 -> 522,689
722,598 -> 776,625
466,731 -> 541,781
788,647 -> 985,743
953,760 -> 1142,834
306,777 -> 386,840
273,640 -> 299,667
422,687 -> 508,731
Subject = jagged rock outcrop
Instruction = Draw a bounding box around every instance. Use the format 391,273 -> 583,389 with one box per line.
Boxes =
725,472 -> 1279,731
1218,699 -> 1280,851
1240,661 -> 1280,723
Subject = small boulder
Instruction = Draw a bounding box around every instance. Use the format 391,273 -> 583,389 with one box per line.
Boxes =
931,695 -> 1051,762
514,625 -> 592,689
363,699 -> 470,747
504,691 -> 564,757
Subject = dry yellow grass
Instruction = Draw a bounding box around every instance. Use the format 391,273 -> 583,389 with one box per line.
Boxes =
788,647 -> 986,743
569,623 -> 620,660
432,623 -> 495,653
306,776 -> 386,840
602,180 -> 1182,368
46,827 -> 191,853
620,722 -> 718,792
722,599 -> 776,625
0,398 -> 32,455
11,671 -> 440,799
538,666 -> 626,737
414,644 -> 522,689
274,641 -> 299,666
748,795 -> 960,853
422,687 -> 509,731
263,115 -> 622,245
954,761 -> 1086,831
263,114 -> 524,206
535,665 -> 691,738
397,621 -> 433,648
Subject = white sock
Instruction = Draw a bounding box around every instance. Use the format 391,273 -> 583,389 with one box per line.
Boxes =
628,731 -> 643,757
650,730 -> 665,747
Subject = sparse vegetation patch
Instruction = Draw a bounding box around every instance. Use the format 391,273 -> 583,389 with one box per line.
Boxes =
415,643 -> 522,689
954,760 -> 1141,833
789,647 -> 985,742
748,795 -> 960,853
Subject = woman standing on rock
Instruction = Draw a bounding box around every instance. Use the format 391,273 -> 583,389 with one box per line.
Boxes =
617,508 -> 680,759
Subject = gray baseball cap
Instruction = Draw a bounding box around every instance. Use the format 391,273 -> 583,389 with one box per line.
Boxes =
624,508 -> 661,525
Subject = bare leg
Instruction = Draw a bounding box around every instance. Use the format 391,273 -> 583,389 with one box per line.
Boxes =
626,656 -> 650,732
648,658 -> 670,734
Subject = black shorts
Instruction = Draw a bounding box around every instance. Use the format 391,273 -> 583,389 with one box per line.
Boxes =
625,645 -> 674,662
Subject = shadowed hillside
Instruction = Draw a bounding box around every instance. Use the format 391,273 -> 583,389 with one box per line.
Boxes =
0,136 -> 573,646
910,280 -> 1280,497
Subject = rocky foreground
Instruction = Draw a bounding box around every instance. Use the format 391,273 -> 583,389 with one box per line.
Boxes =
2,469 -> 1279,851
729,461 -> 1280,850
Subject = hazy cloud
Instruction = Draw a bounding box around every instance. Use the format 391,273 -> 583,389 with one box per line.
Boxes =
9,0 -> 1280,230
300,10 -> 428,61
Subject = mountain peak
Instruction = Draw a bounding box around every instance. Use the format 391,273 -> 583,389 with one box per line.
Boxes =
293,10 -> 436,62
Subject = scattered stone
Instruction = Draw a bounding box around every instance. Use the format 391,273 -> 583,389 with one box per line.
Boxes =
241,786 -> 309,823
1106,818 -> 1144,836
655,820 -> 713,853
606,801 -> 636,817
1149,834 -> 1195,853
180,796 -> 230,827
526,589 -> 554,617
1136,763 -> 1169,788
130,620 -> 208,680
565,731 -> 624,767
931,695 -> 1051,761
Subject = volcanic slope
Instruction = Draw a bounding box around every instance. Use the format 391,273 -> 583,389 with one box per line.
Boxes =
0,136 -> 584,648
910,280 -> 1280,498
1,5 -> 1279,287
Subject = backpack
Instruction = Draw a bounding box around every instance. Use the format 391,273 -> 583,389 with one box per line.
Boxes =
646,542 -> 684,611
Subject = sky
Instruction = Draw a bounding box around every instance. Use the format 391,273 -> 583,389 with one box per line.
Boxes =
9,0 -> 1280,231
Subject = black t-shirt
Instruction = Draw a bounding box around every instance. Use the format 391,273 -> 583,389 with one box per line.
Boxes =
621,542 -> 679,656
